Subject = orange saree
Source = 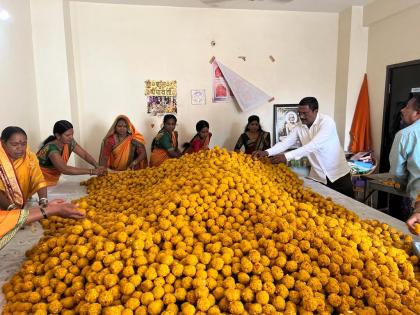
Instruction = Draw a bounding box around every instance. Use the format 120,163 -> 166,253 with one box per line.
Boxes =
150,130 -> 178,167
38,144 -> 70,186
99,115 -> 148,171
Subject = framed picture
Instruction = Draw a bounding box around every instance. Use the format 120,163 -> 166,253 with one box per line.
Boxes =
191,89 -> 206,105
273,104 -> 300,146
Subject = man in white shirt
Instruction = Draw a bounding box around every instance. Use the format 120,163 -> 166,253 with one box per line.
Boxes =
254,97 -> 354,198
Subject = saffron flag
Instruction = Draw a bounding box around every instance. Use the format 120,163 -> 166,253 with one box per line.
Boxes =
349,74 -> 372,153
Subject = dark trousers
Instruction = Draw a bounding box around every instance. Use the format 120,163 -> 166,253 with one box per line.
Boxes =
388,195 -> 413,221
326,173 -> 354,198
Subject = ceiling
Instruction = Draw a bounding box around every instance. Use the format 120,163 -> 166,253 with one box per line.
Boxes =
78,0 -> 376,13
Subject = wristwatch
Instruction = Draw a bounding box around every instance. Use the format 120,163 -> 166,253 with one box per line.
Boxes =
39,198 -> 48,207
39,205 -> 48,219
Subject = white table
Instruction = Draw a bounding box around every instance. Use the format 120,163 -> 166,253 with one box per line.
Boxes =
0,175 -> 418,307
0,175 -> 89,307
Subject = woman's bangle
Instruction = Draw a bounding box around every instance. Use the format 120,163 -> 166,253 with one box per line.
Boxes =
89,169 -> 93,176
39,205 -> 48,219
7,203 -> 17,210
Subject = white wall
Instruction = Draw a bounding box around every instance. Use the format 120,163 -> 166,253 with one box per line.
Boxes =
334,8 -> 351,145
30,0 -> 74,141
0,0 -> 40,149
365,3 -> 420,157
5,0 -> 419,168
69,2 -> 339,159
334,6 -> 368,150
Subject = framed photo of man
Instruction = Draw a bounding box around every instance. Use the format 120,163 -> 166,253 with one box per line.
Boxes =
273,104 -> 300,147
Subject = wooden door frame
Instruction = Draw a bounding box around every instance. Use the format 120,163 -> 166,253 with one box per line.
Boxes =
380,58 -> 420,169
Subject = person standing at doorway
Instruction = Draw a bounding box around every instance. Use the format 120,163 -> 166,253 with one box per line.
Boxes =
389,95 -> 420,220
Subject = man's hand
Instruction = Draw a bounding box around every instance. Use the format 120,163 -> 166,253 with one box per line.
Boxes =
270,154 -> 287,164
252,151 -> 269,159
407,212 -> 420,234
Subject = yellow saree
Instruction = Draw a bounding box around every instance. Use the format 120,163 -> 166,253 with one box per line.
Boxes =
0,145 -> 46,207
0,144 -> 42,249
0,209 -> 28,250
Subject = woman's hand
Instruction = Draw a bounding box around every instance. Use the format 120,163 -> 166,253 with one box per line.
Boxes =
47,199 -> 85,219
129,160 -> 138,170
92,167 -> 107,176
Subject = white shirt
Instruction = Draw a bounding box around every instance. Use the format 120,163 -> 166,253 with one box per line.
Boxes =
267,113 -> 349,184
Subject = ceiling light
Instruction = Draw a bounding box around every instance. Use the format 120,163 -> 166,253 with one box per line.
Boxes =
0,9 -> 11,21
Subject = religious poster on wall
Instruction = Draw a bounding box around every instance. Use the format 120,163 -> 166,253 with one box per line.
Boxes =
212,62 -> 231,103
273,104 -> 300,148
145,80 -> 177,116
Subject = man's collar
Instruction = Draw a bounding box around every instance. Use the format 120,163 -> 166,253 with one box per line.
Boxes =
312,113 -> 320,126
301,113 -> 320,129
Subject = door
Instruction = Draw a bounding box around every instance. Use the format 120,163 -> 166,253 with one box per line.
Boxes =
379,59 -> 420,173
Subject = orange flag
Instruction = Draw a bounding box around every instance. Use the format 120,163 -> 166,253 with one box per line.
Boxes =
349,74 -> 372,153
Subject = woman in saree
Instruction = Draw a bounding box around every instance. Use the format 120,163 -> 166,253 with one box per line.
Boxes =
234,115 -> 271,154
183,120 -> 212,154
1,200 -> 84,250
0,127 -> 47,211
150,114 -> 182,167
37,120 -> 106,186
99,115 -> 148,170
0,127 -> 84,250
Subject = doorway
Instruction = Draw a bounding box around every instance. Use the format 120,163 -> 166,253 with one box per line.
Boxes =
379,59 -> 420,172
